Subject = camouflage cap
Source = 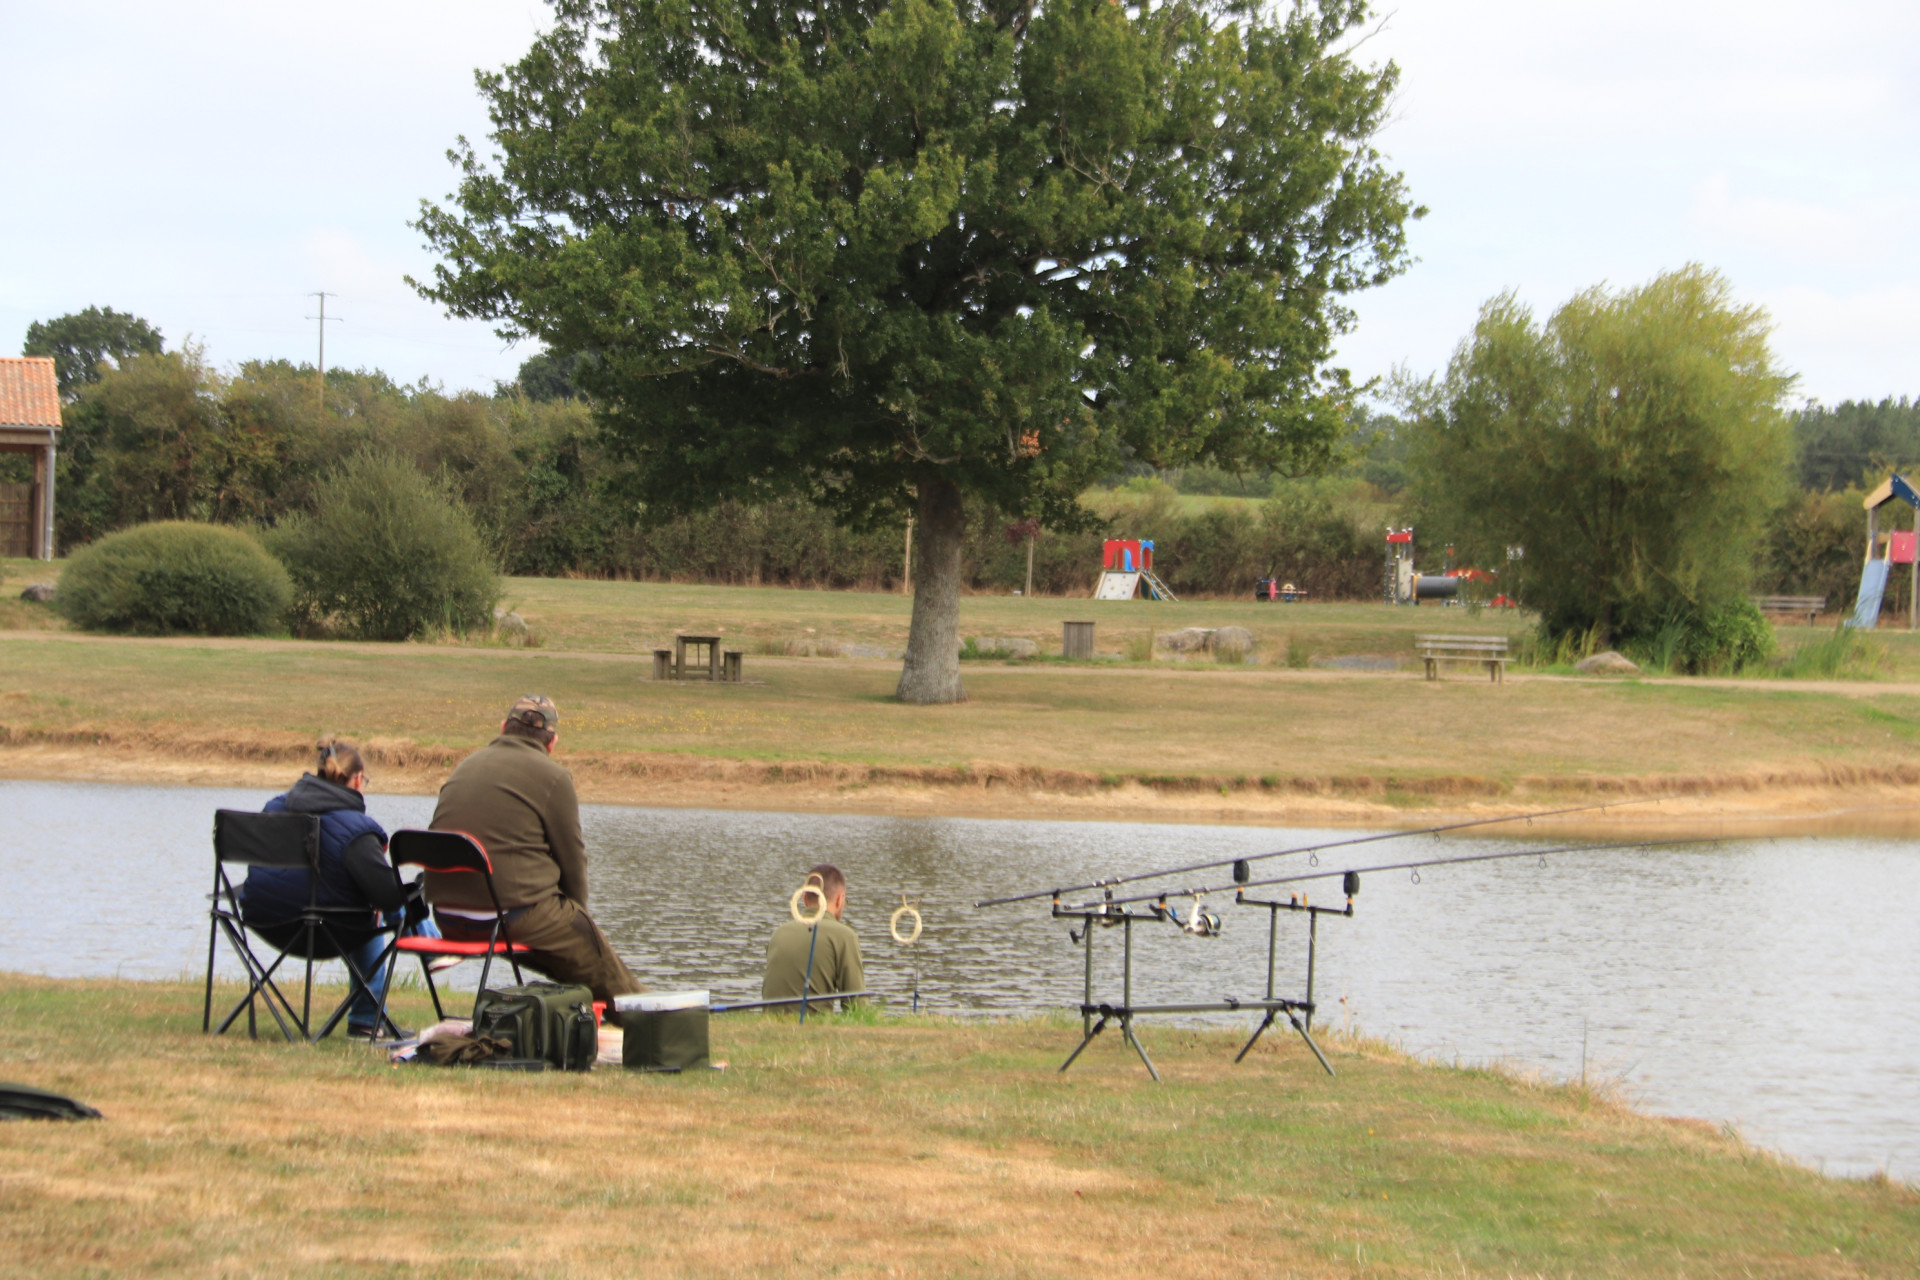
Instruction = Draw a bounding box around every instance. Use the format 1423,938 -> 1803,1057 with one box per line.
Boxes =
506,694 -> 559,731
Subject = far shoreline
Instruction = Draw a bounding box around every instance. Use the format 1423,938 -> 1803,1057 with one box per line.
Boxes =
5,741 -> 1918,840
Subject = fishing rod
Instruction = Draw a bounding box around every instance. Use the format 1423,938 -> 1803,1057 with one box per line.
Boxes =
972,795 -> 1668,909
711,992 -> 871,1014
1057,835 -> 1719,913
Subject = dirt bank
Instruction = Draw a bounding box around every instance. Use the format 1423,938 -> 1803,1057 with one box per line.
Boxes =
3,726 -> 1917,839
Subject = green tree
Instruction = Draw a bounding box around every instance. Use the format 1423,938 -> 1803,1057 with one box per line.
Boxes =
413,0 -> 1419,702
23,307 -> 165,399
1406,266 -> 1794,649
1791,396 -> 1920,491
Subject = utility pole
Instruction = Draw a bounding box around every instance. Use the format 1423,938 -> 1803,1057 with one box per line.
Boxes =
306,291 -> 342,414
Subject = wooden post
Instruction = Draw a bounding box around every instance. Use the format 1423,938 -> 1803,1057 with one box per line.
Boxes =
1062,621 -> 1095,660
1025,535 -> 1035,598
903,516 -> 913,594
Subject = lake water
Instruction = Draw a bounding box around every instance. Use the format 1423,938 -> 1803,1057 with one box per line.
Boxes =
3,778 -> 1915,1180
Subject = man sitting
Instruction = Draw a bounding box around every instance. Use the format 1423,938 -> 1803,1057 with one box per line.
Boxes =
762,863 -> 865,1002
424,695 -> 643,1008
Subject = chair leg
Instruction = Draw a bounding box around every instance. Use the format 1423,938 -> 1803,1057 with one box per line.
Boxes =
203,917 -> 219,1034
416,954 -> 446,1023
210,918 -> 302,1042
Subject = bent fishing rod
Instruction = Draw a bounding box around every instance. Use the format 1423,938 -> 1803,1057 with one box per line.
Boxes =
1055,835 -> 1719,913
973,795 -> 1669,909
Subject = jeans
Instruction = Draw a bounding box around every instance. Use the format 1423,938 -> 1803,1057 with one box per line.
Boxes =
347,912 -> 442,1030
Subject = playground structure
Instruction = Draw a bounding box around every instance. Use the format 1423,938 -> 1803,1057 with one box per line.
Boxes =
1847,475 -> 1920,630
1094,538 -> 1178,601
1384,527 -> 1460,605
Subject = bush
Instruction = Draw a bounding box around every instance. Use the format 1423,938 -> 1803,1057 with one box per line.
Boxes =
268,451 -> 499,641
55,521 -> 290,635
1634,599 -> 1777,674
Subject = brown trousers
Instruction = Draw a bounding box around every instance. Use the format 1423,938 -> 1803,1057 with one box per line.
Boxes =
439,896 -> 642,1006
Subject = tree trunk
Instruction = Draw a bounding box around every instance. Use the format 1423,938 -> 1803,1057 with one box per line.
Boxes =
896,477 -> 967,704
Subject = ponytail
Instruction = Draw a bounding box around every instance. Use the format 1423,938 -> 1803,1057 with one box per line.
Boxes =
315,735 -> 366,785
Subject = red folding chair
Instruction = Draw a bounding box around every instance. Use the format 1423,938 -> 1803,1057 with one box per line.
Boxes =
370,829 -> 530,1030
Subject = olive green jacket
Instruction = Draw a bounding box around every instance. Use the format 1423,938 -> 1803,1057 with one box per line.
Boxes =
761,916 -> 865,1001
425,735 -> 588,912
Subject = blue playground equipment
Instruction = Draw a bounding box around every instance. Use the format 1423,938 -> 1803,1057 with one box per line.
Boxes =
1847,474 -> 1920,630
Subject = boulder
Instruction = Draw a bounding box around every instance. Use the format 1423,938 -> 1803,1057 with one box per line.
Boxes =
838,643 -> 895,659
964,636 -> 1040,658
1211,626 -> 1257,655
19,583 -> 55,604
494,611 -> 528,638
1574,650 -> 1640,675
1155,627 -> 1215,653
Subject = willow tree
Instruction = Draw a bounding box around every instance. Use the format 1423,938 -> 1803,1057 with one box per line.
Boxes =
1406,266 -> 1795,650
415,0 -> 1418,702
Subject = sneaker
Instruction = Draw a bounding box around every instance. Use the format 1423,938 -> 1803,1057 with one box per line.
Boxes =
348,1022 -> 414,1042
426,953 -> 464,974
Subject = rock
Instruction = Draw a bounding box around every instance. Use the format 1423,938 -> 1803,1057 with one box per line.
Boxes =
962,636 -> 1040,658
1574,650 -> 1640,675
19,583 -> 55,603
1155,627 -> 1215,653
1211,626 -> 1257,655
494,611 -> 528,638
838,643 -> 895,659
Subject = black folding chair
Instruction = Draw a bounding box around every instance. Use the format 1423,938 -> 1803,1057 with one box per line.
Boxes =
370,829 -> 531,1031
202,809 -> 397,1042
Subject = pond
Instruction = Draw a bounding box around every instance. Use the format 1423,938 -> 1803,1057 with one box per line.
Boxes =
3,778 -> 1914,1181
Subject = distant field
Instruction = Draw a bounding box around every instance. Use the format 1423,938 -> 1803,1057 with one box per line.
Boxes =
8,565 -> 1920,829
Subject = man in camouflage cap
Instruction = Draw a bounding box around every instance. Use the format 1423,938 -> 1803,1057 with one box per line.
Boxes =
423,695 -> 642,1006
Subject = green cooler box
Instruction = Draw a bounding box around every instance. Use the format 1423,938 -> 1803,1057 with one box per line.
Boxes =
617,990 -> 710,1071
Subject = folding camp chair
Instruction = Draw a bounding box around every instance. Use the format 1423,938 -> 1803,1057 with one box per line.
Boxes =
370,829 -> 530,1030
202,809 -> 398,1042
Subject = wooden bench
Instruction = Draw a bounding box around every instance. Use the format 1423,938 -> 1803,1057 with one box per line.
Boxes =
1415,634 -> 1511,683
1750,595 -> 1827,624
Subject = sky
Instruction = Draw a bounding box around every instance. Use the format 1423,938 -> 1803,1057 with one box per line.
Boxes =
3,0 -> 1915,405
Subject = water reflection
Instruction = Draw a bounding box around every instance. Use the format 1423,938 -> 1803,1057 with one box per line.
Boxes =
2,779 -> 1914,1180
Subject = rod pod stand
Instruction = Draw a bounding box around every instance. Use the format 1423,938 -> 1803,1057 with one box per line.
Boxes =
1050,887 -> 1349,1082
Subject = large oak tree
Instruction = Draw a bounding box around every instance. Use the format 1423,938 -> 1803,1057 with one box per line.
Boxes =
415,0 -> 1418,702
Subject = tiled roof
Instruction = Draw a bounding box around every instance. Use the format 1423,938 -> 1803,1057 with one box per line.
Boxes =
0,357 -> 61,429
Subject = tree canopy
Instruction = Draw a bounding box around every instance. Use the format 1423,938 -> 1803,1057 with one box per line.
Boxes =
23,306 -> 165,400
1406,265 -> 1794,651
415,0 -> 1419,700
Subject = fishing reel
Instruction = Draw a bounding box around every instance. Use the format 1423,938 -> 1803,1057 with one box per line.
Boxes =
1170,893 -> 1223,937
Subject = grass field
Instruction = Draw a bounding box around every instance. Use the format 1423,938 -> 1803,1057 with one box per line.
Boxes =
2,976 -> 1912,1277
8,561 -> 1920,827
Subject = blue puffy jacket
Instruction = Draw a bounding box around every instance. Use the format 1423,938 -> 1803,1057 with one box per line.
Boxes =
239,774 -> 395,926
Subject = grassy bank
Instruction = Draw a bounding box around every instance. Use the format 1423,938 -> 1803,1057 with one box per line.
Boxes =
2,976 -> 1912,1277
9,569 -> 1920,828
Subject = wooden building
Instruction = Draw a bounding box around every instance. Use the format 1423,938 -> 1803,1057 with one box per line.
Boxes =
0,357 -> 60,560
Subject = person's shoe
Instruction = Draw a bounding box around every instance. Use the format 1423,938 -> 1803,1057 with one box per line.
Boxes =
426,953 -> 463,974
348,1022 -> 414,1042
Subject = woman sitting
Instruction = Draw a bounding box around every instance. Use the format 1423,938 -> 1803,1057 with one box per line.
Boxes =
238,736 -> 443,1039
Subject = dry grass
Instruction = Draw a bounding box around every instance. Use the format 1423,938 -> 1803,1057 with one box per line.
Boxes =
10,573 -> 1920,828
1,976 -> 1914,1278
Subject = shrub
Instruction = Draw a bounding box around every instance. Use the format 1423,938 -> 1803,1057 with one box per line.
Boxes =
268,451 -> 499,641
55,521 -> 290,635
1632,599 -> 1777,674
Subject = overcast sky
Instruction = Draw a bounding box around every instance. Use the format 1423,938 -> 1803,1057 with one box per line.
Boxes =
3,1 -> 1914,405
